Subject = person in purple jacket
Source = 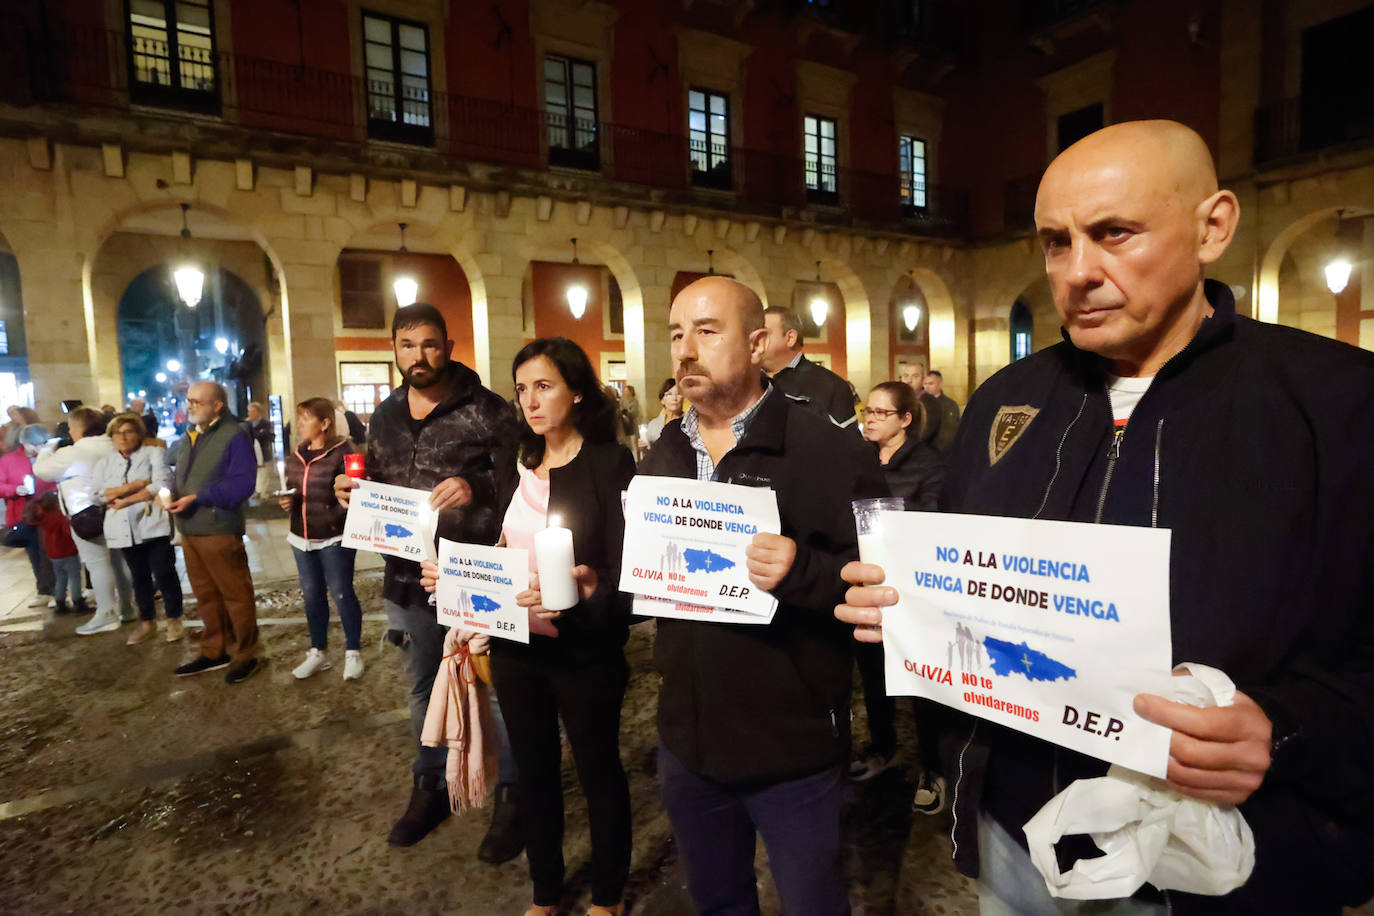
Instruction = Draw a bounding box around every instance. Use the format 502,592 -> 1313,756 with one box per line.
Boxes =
165,381 -> 261,684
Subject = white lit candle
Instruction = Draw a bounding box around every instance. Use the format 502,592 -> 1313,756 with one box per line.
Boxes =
157,487 -> 173,510
418,502 -> 438,563
534,514 -> 578,611
22,474 -> 33,493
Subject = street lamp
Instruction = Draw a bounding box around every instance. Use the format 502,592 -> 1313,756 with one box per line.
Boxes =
215,337 -> 230,355
166,359 -> 182,373
1325,259 -> 1352,295
566,237 -> 588,319
155,372 -> 167,383
902,303 -> 921,332
172,203 -> 204,308
809,260 -> 828,327
393,222 -> 418,307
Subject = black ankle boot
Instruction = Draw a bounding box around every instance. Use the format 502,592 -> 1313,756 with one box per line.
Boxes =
386,774 -> 451,847
73,598 -> 91,616
476,782 -> 523,864
54,600 -> 71,616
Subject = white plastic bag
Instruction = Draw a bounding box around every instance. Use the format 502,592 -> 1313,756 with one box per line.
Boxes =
1022,663 -> 1256,899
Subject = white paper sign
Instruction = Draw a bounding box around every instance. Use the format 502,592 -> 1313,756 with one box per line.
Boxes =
633,595 -> 776,626
436,539 -> 529,643
876,511 -> 1174,778
619,476 -> 780,617
342,480 -> 436,561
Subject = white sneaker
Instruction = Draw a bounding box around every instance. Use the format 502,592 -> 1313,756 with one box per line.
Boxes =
293,648 -> 331,679
27,595 -> 50,608
75,609 -> 121,636
343,650 -> 364,681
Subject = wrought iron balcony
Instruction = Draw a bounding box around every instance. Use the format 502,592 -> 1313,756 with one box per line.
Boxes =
0,20 -> 969,238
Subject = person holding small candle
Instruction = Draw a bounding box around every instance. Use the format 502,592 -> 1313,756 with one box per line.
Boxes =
91,412 -> 185,645
0,422 -> 58,607
334,303 -> 523,856
474,337 -> 636,916
637,378 -> 684,453
282,397 -> 365,681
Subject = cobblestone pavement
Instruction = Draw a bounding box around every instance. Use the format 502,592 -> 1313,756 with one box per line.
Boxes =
0,528 -> 979,915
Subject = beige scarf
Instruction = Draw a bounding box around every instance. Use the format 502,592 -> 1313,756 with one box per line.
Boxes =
420,630 -> 499,812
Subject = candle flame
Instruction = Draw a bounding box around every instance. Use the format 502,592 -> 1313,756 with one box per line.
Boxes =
547,513 -> 562,529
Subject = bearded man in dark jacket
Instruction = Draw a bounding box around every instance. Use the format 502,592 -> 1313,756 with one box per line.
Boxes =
335,304 -> 522,856
838,121 -> 1374,914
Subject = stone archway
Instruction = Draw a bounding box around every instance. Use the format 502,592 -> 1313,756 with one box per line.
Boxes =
1258,207 -> 1374,347
908,266 -> 958,399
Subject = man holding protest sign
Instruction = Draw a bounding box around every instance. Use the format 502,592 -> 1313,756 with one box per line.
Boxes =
836,121 -> 1374,913
334,304 -> 522,856
639,276 -> 885,915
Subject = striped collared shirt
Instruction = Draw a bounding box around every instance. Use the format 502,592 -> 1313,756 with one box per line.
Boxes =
680,387 -> 773,482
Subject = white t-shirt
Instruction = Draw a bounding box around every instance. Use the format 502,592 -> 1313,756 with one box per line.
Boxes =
1107,375 -> 1154,428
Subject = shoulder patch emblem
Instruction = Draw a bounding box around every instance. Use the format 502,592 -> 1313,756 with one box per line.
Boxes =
988,405 -> 1040,467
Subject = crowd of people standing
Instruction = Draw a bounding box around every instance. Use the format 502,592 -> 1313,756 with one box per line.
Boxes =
5,119 -> 1372,915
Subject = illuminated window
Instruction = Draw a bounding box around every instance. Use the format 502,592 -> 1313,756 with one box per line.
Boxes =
689,89 -> 731,189
804,114 -> 838,204
899,135 -> 927,210
363,12 -> 433,145
545,55 -> 600,170
126,0 -> 218,113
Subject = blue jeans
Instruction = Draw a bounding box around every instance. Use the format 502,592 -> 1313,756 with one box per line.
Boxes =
292,544 -> 363,650
50,555 -> 82,605
384,599 -> 517,786
977,813 -> 1167,916
658,743 -> 850,916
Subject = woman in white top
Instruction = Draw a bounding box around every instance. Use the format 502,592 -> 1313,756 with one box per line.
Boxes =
637,377 -> 684,452
92,412 -> 184,645
33,405 -> 135,635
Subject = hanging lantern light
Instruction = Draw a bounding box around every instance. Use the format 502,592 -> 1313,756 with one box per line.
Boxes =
566,237 -> 587,319
1325,259 -> 1352,295
172,203 -> 204,309
902,303 -> 921,332
809,260 -> 827,327
393,222 -> 419,306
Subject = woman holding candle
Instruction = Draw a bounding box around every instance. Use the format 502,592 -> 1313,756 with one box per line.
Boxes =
491,337 -> 637,916
282,397 -> 365,681
92,413 -> 185,644
0,422 -> 58,606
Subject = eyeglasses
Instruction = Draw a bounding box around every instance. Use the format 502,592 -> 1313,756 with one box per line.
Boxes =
862,407 -> 900,419
186,398 -> 215,407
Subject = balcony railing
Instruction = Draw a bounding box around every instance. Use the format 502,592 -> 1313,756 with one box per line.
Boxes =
1254,96 -> 1374,167
0,20 -> 970,237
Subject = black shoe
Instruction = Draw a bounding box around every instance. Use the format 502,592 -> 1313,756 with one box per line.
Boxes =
387,776 -> 451,847
225,657 -> 262,685
73,599 -> 92,616
54,600 -> 71,616
174,653 -> 231,677
476,783 -> 523,864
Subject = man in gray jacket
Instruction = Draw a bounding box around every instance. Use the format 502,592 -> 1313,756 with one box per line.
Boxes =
168,381 -> 260,684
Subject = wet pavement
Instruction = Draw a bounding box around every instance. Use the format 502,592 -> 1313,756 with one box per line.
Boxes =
0,526 -> 979,915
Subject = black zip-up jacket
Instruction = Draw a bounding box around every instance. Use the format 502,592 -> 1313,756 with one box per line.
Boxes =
875,435 -> 945,511
938,281 -> 1374,913
770,354 -> 859,430
492,440 -> 636,666
366,362 -> 519,609
641,388 -> 887,786
284,438 -> 356,542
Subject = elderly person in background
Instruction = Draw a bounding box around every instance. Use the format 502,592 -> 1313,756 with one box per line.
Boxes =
93,412 -> 184,645
33,405 -> 136,635
246,401 -> 282,500
1,422 -> 58,606
3,406 -> 40,453
637,378 -> 684,452
167,381 -> 261,683
129,398 -> 159,439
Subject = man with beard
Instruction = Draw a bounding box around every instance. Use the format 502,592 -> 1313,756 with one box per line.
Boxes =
640,277 -> 885,915
335,304 -> 523,857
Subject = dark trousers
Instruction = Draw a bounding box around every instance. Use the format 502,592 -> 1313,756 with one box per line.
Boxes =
291,544 -> 363,651
181,534 -> 258,663
658,743 -> 850,916
118,537 -> 183,621
492,648 -> 631,908
24,533 -> 54,596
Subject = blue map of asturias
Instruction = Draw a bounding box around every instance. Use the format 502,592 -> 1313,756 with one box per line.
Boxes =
384,523 -> 413,539
682,548 -> 735,573
983,636 -> 1077,683
470,595 -> 501,613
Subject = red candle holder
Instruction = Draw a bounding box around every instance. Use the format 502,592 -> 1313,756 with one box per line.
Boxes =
344,454 -> 366,479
